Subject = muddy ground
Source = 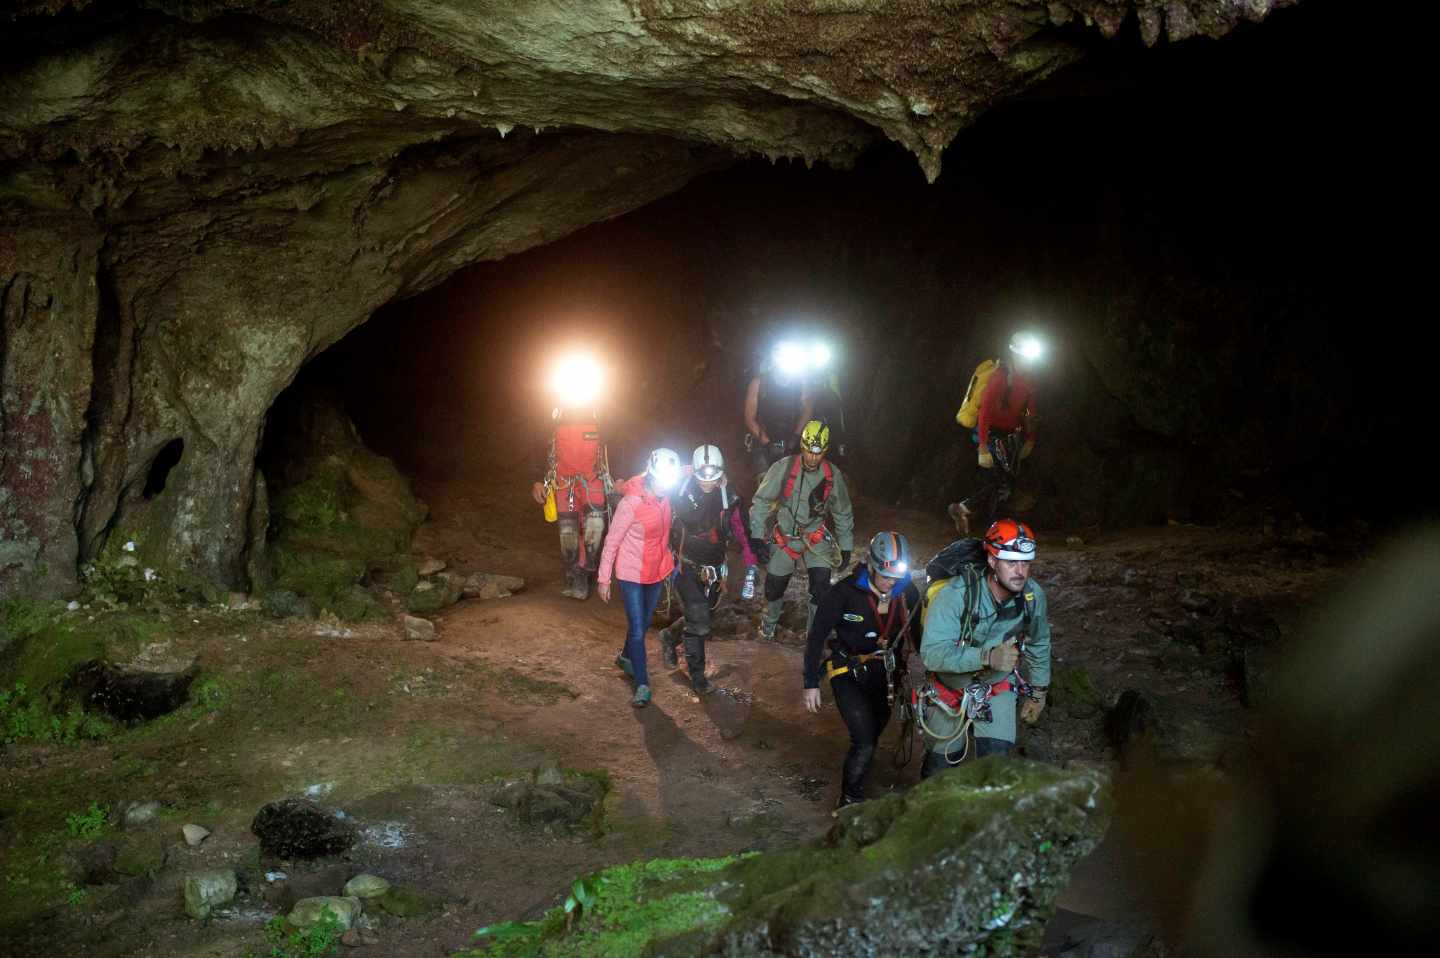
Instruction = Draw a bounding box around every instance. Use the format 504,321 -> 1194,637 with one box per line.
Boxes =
0,460 -> 1357,956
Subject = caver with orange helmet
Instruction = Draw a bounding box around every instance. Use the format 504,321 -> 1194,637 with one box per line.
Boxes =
916,517 -> 1052,776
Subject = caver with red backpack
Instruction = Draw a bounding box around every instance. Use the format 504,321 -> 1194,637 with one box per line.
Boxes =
530,406 -> 614,599
916,519 -> 1051,775
747,420 -> 855,641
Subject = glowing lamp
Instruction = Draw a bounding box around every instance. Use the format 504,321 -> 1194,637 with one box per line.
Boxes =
550,353 -> 604,407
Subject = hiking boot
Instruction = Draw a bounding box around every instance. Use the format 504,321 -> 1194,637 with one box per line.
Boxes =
660,631 -> 681,670
615,654 -> 634,678
631,684 -> 652,708
690,673 -> 716,696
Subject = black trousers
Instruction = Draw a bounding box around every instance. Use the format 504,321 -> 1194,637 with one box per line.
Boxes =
666,566 -> 716,678
829,656 -> 892,802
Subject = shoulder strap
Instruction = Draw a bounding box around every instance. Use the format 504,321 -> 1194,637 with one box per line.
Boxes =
781,454 -> 803,499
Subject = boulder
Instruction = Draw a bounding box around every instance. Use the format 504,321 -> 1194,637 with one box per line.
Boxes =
184,869 -> 237,919
251,799 -> 357,859
406,573 -> 464,614
344,873 -> 391,899
476,760 -> 1109,955
402,615 -> 436,642
288,895 -> 363,931
123,800 -> 162,827
182,823 -> 210,846
461,573 -> 526,601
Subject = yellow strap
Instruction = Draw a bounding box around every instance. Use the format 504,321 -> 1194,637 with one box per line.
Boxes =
825,663 -> 850,682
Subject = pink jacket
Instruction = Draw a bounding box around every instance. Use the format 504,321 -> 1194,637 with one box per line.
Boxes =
599,482 -> 675,585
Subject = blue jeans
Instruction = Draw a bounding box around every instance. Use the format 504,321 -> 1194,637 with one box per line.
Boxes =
618,580 -> 664,687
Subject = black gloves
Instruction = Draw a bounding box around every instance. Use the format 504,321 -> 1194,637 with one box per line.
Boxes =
750,537 -> 772,566
840,550 -> 852,568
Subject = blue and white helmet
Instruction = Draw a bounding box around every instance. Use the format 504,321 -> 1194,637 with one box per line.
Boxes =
868,531 -> 912,579
645,447 -> 683,492
692,444 -> 724,482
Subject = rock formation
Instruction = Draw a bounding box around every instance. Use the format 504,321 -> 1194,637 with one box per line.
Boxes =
2,1 -> 1295,597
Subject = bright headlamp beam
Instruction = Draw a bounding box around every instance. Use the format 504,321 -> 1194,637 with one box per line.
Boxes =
1013,335 -> 1045,362
774,341 -> 807,376
651,463 -> 680,491
551,354 -> 603,406
808,343 -> 832,369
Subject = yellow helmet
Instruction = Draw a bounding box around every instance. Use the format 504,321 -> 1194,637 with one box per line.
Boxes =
800,420 -> 830,454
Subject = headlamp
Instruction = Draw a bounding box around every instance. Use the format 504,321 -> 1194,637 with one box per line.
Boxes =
809,342 -> 832,369
550,353 -> 604,407
650,462 -> 680,491
774,341 -> 807,377
1010,333 -> 1045,363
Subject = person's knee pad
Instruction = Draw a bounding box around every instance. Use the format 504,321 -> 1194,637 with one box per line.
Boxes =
583,512 -> 605,548
764,573 -> 792,602
806,566 -> 832,603
558,517 -> 580,560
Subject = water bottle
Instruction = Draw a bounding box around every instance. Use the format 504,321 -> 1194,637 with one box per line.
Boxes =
741,565 -> 759,600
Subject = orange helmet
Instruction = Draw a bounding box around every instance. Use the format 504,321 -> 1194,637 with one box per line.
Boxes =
984,518 -> 1037,561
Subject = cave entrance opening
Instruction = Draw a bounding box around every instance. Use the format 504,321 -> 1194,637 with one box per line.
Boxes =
259,0 -> 1387,570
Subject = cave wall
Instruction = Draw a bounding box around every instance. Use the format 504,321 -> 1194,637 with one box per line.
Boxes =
1,0 -> 1296,596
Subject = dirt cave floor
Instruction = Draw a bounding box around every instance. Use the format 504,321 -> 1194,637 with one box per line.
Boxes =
0,463 -> 1356,957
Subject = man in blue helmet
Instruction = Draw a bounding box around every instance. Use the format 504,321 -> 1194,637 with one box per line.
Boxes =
802,531 -> 923,809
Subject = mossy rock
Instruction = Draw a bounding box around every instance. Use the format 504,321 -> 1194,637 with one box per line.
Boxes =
406,574 -> 462,615
467,760 -> 1111,957
333,585 -> 382,622
270,548 -> 366,612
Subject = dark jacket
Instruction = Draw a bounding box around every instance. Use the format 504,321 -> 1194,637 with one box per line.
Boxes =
804,565 -> 923,689
670,476 -> 745,568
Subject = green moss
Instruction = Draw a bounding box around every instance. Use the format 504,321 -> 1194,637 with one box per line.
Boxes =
270,547 -> 365,610
467,857 -> 743,958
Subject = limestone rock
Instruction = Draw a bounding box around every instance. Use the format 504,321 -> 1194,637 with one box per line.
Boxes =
182,824 -> 210,846
123,801 -> 162,827
343,874 -> 391,899
288,896 -> 362,931
461,573 -> 526,600
184,869 -> 237,920
402,615 -> 435,642
416,558 -> 446,576
251,799 -> 357,859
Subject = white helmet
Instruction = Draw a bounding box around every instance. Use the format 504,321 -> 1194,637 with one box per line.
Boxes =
692,444 -> 724,482
645,447 -> 683,492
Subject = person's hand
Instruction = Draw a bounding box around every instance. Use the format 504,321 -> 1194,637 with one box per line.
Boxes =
1020,691 -> 1047,724
531,481 -> 547,504
839,550 -> 852,568
1019,439 -> 1035,461
803,688 -> 822,713
750,538 -> 772,566
978,449 -> 994,469
598,580 -> 612,603
983,639 -> 1019,673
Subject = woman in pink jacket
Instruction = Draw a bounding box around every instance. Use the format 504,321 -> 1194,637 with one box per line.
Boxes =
599,448 -> 682,707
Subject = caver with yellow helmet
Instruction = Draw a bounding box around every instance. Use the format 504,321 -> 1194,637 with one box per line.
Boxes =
916,518 -> 1052,776
748,419 -> 855,641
